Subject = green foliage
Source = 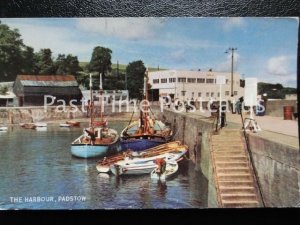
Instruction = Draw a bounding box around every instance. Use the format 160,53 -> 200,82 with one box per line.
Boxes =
258,82 -> 297,99
88,46 -> 112,76
34,48 -> 56,75
0,85 -> 8,95
21,46 -> 35,74
126,60 -> 146,99
55,54 -> 82,75
0,23 -> 25,81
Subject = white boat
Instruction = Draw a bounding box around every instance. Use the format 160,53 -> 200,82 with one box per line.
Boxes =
150,161 -> 178,180
110,147 -> 187,176
60,123 -> 71,127
0,126 -> 8,132
36,126 -> 47,131
96,141 -> 183,173
34,122 -> 47,127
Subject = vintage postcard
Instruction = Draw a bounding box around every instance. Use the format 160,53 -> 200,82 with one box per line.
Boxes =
0,17 -> 298,209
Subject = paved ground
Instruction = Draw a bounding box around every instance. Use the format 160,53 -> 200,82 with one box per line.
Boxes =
188,109 -> 299,138
160,106 -> 299,148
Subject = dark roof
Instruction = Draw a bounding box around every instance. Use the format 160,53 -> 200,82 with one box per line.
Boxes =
16,75 -> 78,87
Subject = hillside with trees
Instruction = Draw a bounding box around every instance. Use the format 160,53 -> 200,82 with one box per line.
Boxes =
258,82 -> 297,99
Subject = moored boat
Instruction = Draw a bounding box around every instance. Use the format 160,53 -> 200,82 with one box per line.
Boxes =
110,145 -> 187,176
70,73 -> 119,158
71,127 -> 119,158
0,126 -> 8,131
120,68 -> 173,151
20,123 -> 36,129
60,123 -> 71,127
34,122 -> 47,127
151,161 -> 179,180
66,121 -> 80,127
96,141 -> 182,173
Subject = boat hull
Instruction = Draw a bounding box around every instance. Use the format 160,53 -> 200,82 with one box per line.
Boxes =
71,144 -> 109,158
151,161 -> 179,180
120,138 -> 167,151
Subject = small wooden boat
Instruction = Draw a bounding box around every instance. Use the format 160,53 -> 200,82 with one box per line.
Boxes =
151,161 -> 178,180
20,123 -> 36,129
96,141 -> 182,173
66,121 -> 80,127
110,145 -> 187,176
0,126 -> 8,131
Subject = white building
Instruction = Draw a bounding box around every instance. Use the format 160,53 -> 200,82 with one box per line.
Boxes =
81,90 -> 129,104
148,70 -> 244,102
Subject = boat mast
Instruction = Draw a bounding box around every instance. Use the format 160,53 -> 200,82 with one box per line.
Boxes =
89,73 -> 94,128
143,67 -> 150,133
99,73 -> 104,123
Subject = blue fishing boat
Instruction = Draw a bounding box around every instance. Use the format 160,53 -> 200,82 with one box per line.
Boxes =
71,73 -> 119,158
71,127 -> 119,158
120,69 -> 173,151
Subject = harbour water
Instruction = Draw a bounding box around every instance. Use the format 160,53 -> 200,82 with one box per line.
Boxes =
0,121 -> 208,209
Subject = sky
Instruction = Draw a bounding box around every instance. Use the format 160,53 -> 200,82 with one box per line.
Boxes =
1,17 -> 298,88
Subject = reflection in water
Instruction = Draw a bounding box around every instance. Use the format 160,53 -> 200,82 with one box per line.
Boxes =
156,180 -> 167,199
0,122 -> 208,209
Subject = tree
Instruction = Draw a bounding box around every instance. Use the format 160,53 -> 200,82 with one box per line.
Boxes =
34,48 -> 55,75
0,22 -> 25,81
126,60 -> 146,99
20,46 -> 35,74
88,46 -> 112,77
54,54 -> 82,76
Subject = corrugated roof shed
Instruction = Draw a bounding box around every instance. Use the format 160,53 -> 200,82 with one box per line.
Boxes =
16,75 -> 78,87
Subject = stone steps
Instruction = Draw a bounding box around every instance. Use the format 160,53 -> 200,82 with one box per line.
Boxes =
215,162 -> 249,168
217,174 -> 252,181
217,168 -> 250,174
211,129 -> 261,208
222,200 -> 259,208
219,187 -> 256,195
221,193 -> 258,201
214,151 -> 246,156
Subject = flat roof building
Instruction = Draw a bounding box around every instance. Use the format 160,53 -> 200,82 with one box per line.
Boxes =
148,70 -> 244,102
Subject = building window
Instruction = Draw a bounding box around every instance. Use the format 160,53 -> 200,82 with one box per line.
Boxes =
161,78 -> 167,83
153,79 -> 159,84
169,78 -> 176,83
234,91 -> 238,96
187,78 -> 196,83
197,78 -> 205,83
211,92 -> 214,97
218,92 -> 220,97
206,92 -> 209,97
225,91 -> 230,96
178,77 -> 186,83
198,92 -> 201,97
226,79 -> 229,84
206,78 -> 215,84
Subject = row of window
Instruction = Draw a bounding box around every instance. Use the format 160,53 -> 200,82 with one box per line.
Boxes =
153,78 -> 235,84
181,91 -> 238,97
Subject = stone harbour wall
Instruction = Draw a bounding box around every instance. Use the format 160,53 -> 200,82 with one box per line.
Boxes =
0,106 -> 85,124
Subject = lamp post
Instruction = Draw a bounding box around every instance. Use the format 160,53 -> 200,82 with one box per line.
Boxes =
225,47 -> 237,97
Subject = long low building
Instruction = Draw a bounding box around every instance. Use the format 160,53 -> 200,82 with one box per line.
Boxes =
13,75 -> 83,106
148,70 -> 244,102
